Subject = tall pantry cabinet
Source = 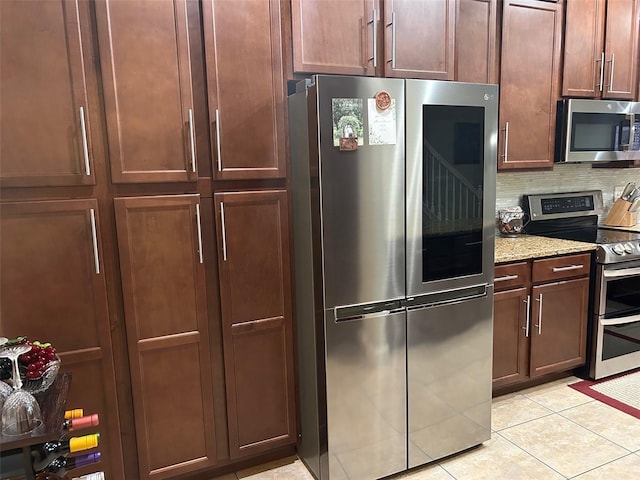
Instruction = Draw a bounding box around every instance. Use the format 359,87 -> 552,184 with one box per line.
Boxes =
202,0 -> 297,459
0,1 -> 125,479
1,1 -> 296,479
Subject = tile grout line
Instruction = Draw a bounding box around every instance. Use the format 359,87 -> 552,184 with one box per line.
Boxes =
494,428 -> 570,479
557,409 -> 638,453
565,451 -> 639,479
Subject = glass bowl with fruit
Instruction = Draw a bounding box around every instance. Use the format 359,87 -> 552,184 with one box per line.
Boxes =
0,337 -> 60,395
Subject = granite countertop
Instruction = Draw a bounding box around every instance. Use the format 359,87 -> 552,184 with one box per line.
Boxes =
495,234 -> 596,264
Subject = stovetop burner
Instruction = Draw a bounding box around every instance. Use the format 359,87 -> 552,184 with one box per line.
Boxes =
522,190 -> 640,264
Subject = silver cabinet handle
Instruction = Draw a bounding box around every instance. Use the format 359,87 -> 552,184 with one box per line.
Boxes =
534,293 -> 543,335
606,53 -> 615,88
89,208 -> 100,274
495,274 -> 518,282
220,201 -> 227,261
79,106 -> 91,176
215,109 -> 222,172
501,122 -> 509,162
523,294 -> 531,337
386,12 -> 396,68
596,51 -> 604,92
552,264 -> 583,272
367,9 -> 377,68
195,203 -> 203,264
188,108 -> 196,173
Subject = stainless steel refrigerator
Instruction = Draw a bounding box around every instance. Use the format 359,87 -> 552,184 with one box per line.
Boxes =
289,75 -> 497,480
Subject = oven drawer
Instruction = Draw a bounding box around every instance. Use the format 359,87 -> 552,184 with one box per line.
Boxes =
532,253 -> 591,283
494,262 -> 530,291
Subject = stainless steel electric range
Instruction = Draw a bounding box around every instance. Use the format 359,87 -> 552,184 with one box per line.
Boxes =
523,190 -> 640,380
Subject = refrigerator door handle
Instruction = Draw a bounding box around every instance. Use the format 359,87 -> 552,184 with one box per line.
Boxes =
406,285 -> 488,311
334,300 -> 403,322
335,307 -> 405,323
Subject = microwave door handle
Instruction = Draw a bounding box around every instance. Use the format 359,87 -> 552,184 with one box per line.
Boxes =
622,114 -> 633,151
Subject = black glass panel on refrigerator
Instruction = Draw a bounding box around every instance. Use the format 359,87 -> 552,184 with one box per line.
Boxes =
422,105 -> 484,282
570,113 -> 627,152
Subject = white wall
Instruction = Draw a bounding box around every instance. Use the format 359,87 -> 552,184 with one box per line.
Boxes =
496,163 -> 640,222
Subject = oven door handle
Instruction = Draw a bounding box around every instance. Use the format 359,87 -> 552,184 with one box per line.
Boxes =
601,313 -> 640,326
603,266 -> 640,279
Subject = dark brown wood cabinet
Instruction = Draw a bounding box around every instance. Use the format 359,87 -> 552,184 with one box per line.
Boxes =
493,262 -> 531,388
530,278 -> 589,377
562,0 -> 639,99
95,0 -> 198,184
291,0 -> 378,76
492,253 -> 590,390
0,0 -> 98,187
203,0 -> 287,180
114,195 -> 217,479
291,0 -> 496,82
214,190 -> 296,459
456,0 -> 498,83
384,0 -> 456,79
498,0 -> 563,170
0,199 -> 124,479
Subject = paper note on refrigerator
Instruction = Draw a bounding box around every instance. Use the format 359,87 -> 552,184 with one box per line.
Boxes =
368,98 -> 397,145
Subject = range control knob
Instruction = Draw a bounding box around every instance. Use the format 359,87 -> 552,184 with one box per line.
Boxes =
624,243 -> 635,254
612,244 -> 626,255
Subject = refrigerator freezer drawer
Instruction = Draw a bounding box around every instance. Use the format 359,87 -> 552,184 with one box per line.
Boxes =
324,308 -> 407,480
407,285 -> 493,468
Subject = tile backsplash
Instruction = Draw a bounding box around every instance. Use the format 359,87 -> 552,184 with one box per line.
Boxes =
496,163 -> 640,222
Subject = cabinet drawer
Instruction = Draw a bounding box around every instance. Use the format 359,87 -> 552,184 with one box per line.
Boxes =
494,262 -> 530,291
532,253 -> 591,283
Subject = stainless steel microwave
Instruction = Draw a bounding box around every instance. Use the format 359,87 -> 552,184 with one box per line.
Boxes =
555,99 -> 640,163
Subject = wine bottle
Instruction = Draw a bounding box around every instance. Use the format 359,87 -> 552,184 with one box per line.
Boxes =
39,452 -> 101,476
64,408 -> 84,420
32,433 -> 100,472
63,413 -> 99,431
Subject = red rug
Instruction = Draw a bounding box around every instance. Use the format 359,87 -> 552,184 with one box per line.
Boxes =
569,369 -> 640,420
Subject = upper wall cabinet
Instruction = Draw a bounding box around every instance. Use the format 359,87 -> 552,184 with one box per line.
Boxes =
291,0 -> 378,76
562,0 -> 639,99
456,0 -> 498,84
203,0 -> 287,180
95,0 -> 198,184
384,0 -> 455,79
0,0 -> 97,187
291,0 -> 497,83
498,0 -> 563,170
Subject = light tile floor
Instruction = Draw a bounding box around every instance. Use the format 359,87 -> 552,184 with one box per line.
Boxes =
215,376 -> 640,480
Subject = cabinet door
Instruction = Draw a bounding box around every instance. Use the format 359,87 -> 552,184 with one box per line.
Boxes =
602,0 -> 639,99
95,0 -> 197,184
456,0 -> 498,84
384,0 -> 455,79
291,0 -> 377,76
0,200 -> 123,479
530,277 -> 589,378
114,195 -> 216,479
214,190 -> 296,458
562,0 -> 605,97
499,0 -> 562,170
203,0 -> 287,180
493,287 -> 530,388
0,0 -> 96,187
